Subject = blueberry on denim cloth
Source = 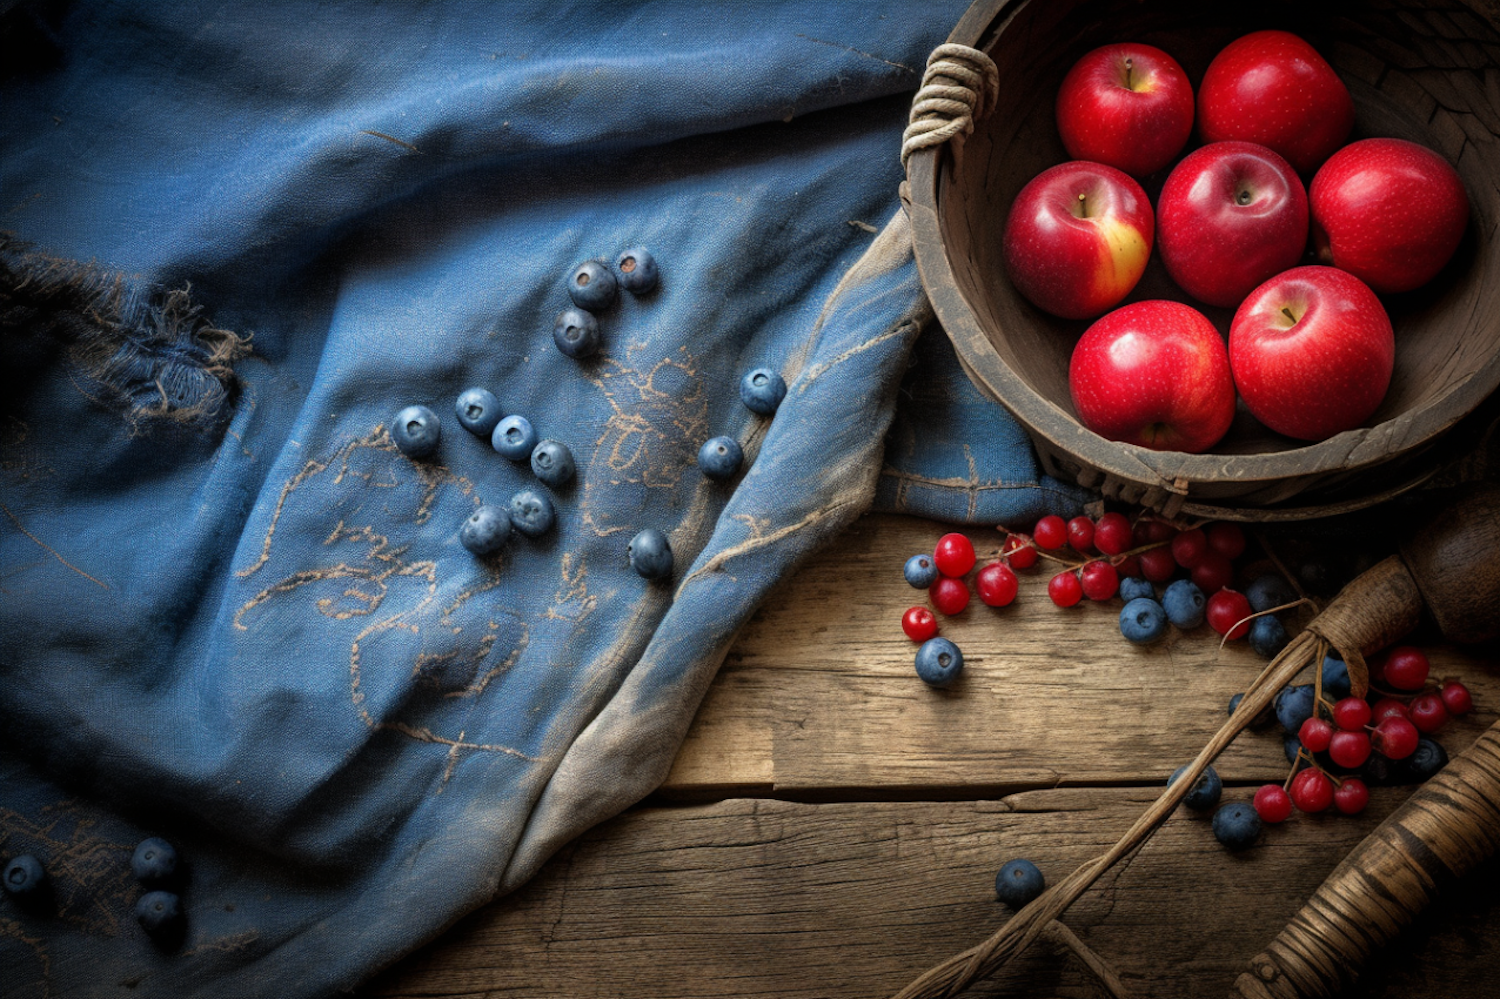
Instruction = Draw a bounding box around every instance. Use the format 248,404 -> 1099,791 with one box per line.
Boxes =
628,528 -> 673,581
530,439 -> 576,488
553,307 -> 601,359
2,854 -> 45,896
615,246 -> 659,294
567,259 -> 618,311
697,436 -> 743,480
994,859 -> 1045,907
1321,654 -> 1352,700
131,837 -> 177,883
1168,764 -> 1223,810
454,387 -> 502,437
492,415 -> 538,461
1212,802 -> 1261,850
1275,684 -> 1317,733
391,405 -> 440,459
1161,579 -> 1206,629
739,367 -> 786,415
903,554 -> 939,589
914,637 -> 963,688
461,505 -> 512,555
1246,573 -> 1297,614
1118,576 -> 1155,604
508,489 -> 556,538
1119,597 -> 1167,644
135,890 -> 181,934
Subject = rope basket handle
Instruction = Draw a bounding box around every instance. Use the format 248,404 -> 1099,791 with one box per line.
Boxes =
902,43 -> 1000,170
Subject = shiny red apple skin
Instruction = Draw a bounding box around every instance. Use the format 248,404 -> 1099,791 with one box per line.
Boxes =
1310,137 -> 1469,294
1197,30 -> 1354,175
1069,300 -> 1236,453
1229,265 -> 1394,441
1056,42 -> 1195,178
1157,141 -> 1309,308
1002,160 -> 1154,321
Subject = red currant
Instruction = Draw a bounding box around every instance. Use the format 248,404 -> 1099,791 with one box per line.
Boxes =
902,606 -> 939,642
1139,547 -> 1177,583
976,562 -> 1019,607
1114,554 -> 1141,578
934,532 -> 976,578
1298,716 -> 1335,753
1407,692 -> 1449,734
1371,716 -> 1420,760
1206,589 -> 1252,640
929,576 -> 970,616
1094,512 -> 1132,555
1440,680 -> 1474,717
1067,516 -> 1096,553
1206,522 -> 1246,560
1290,769 -> 1334,813
1383,646 -> 1430,691
1333,777 -> 1370,815
1133,518 -> 1175,546
1331,697 -> 1372,732
1080,560 -> 1119,601
1034,515 -> 1067,550
1190,552 -> 1234,594
1367,651 -> 1388,687
1328,729 -> 1372,769
1048,570 -> 1083,608
1170,528 -> 1207,569
1254,784 -> 1293,823
1370,698 -> 1409,724
1002,534 -> 1038,570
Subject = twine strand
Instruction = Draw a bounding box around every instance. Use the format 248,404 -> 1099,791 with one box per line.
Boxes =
901,43 -> 1000,169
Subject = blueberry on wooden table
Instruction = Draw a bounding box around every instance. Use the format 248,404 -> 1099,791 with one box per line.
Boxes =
508,489 -> 556,538
1168,764 -> 1223,811
1245,573 -> 1297,613
1249,614 -> 1290,659
739,367 -> 786,415
553,307 -> 601,359
1275,683 -> 1316,733
627,528 -> 673,582
903,554 -> 938,589
1118,597 -> 1166,644
391,405 -> 441,458
131,837 -> 177,883
1320,654 -> 1352,700
567,260 -> 618,311
615,246 -> 659,294
914,637 -> 963,688
2,854 -> 45,896
994,859 -> 1045,908
530,439 -> 576,488
1118,576 -> 1155,603
697,436 -> 742,480
492,415 -> 538,461
460,505 -> 512,555
454,388 -> 502,437
1211,802 -> 1262,850
135,890 -> 181,934
1161,579 -> 1205,629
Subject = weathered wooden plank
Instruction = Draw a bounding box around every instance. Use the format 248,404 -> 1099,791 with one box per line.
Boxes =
664,515 -> 1500,797
366,790 -> 1500,999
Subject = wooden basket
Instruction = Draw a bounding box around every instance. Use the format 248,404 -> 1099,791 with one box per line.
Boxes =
906,0 -> 1500,521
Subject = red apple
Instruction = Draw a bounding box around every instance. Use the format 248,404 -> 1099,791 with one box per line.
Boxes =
1002,161 -> 1154,320
1157,141 -> 1308,308
1197,30 -> 1354,175
1310,137 -> 1469,294
1055,42 -> 1195,178
1229,265 -> 1394,441
1069,300 -> 1236,453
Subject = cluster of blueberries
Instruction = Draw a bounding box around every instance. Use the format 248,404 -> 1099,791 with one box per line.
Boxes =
2,836 -> 183,938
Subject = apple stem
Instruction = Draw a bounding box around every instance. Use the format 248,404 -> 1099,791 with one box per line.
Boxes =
1281,307 -> 1298,325
1077,192 -> 1089,218
1124,57 -> 1134,90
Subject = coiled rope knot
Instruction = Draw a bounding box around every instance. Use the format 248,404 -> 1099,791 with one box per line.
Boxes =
901,43 -> 1000,170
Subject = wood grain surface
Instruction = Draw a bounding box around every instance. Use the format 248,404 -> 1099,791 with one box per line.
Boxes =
365,513 -> 1500,999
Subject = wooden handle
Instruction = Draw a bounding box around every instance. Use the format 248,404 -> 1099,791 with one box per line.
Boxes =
1232,721 -> 1500,998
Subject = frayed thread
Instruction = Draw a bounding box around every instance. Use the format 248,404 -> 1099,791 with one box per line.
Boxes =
0,232 -> 250,429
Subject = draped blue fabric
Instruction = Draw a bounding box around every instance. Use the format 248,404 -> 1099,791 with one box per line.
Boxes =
0,3 -> 1088,995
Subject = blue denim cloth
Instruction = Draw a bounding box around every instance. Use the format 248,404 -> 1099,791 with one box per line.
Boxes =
0,3 -> 1087,995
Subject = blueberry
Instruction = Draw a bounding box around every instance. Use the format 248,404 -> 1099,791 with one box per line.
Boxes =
1399,738 -> 1449,783
461,505 -> 512,555
1249,614 -> 1290,659
1118,577 -> 1155,603
914,637 -> 964,688
1211,802 -> 1261,850
508,489 -> 556,538
391,405 -> 440,459
131,837 -> 177,883
567,260 -> 618,311
628,528 -> 673,581
697,436 -> 743,480
553,307 -> 601,359
1275,684 -> 1316,733
1245,573 -> 1297,614
135,890 -> 181,934
2,854 -> 45,896
1284,733 -> 1307,770
903,554 -> 939,589
1168,764 -> 1223,811
1119,597 -> 1167,644
616,246 -> 659,295
530,439 -> 576,488
1228,692 -> 1276,729
1321,655 -> 1352,700
492,415 -> 538,461
454,388 -> 502,437
739,367 -> 787,415
1161,579 -> 1205,629
994,858 -> 1045,908
1362,751 -> 1398,786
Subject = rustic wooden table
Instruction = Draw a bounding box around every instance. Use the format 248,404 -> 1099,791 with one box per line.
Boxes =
367,512 -> 1500,999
